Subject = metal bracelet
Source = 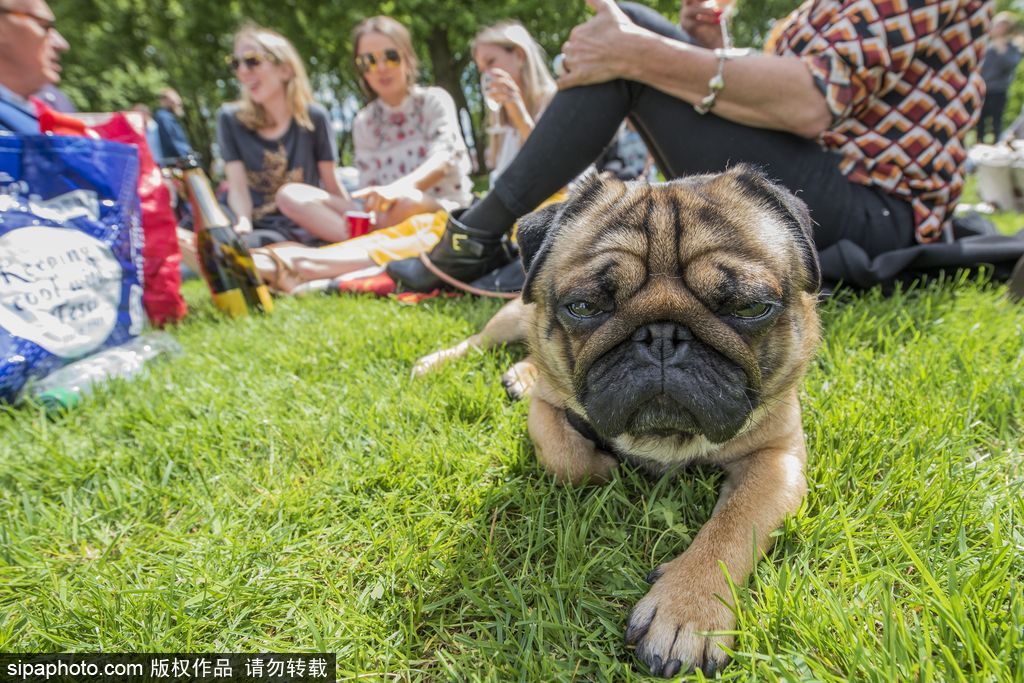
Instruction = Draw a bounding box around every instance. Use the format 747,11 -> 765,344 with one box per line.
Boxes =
694,55 -> 727,115
692,12 -> 751,116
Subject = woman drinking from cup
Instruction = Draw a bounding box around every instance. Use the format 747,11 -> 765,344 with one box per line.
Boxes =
473,21 -> 557,185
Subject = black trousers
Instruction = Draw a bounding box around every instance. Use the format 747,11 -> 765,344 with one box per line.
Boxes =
978,90 -> 1008,143
491,3 -> 916,258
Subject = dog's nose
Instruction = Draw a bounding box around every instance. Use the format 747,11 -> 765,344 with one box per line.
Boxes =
631,322 -> 693,361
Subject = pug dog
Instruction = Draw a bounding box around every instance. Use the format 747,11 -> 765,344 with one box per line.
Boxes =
415,166 -> 821,677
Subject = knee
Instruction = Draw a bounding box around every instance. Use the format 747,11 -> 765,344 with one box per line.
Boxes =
275,183 -> 301,215
619,2 -> 688,40
275,182 -> 319,216
618,2 -> 650,23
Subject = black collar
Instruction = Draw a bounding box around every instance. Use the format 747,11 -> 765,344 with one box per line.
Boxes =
565,409 -> 616,455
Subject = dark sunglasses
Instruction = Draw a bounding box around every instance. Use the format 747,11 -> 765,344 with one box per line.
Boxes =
355,49 -> 401,74
225,51 -> 276,71
0,6 -> 57,31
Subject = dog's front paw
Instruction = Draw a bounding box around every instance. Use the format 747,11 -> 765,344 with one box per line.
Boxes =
625,564 -> 735,678
501,359 -> 538,400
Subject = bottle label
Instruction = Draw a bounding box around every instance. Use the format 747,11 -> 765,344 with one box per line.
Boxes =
0,224 -> 130,357
212,288 -> 249,318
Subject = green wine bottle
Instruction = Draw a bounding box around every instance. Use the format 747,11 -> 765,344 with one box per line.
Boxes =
179,156 -> 273,317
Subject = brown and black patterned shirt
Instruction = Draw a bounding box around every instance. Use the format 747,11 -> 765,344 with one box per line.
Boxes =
770,0 -> 993,242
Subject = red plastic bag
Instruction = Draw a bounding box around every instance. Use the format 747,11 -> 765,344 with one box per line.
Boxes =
37,107 -> 187,326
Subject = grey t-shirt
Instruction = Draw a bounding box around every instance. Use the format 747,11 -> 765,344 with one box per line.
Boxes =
216,102 -> 336,221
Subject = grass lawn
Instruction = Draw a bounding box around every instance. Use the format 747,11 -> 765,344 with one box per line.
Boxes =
1,205 -> 1023,679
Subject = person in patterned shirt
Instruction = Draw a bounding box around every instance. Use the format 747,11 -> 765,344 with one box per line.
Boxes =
387,0 -> 993,293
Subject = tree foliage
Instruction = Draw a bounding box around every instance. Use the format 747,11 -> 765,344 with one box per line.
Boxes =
51,0 -> 802,169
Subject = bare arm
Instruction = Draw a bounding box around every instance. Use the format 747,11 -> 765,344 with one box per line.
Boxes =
486,68 -> 538,140
398,152 -> 450,192
223,160 -> 253,233
317,160 -> 350,199
624,36 -> 830,138
559,0 -> 831,139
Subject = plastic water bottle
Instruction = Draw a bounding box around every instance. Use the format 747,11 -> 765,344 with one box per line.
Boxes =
28,332 -> 183,414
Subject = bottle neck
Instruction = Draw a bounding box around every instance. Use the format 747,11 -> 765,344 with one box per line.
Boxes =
184,168 -> 232,227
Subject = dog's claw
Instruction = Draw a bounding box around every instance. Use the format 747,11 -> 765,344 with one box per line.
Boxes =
701,650 -> 724,678
662,659 -> 682,678
646,566 -> 664,584
624,606 -> 655,645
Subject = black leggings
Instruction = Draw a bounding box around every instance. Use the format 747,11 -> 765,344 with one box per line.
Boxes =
491,3 -> 916,257
977,90 -> 1008,143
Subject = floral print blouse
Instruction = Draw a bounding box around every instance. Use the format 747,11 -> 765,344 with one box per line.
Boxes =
352,86 -> 474,211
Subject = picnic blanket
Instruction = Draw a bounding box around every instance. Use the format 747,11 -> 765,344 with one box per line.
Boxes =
819,212 -> 1024,292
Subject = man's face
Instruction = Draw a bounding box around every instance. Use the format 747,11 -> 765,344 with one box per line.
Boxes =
160,93 -> 183,116
0,0 -> 68,97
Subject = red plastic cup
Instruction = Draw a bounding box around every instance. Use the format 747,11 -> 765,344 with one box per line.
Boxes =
346,211 -> 373,238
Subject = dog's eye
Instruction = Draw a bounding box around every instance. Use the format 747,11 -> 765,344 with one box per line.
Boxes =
566,301 -> 604,318
731,302 -> 774,319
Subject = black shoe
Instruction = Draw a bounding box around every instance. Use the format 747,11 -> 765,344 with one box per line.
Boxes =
469,259 -> 525,294
386,209 -> 511,292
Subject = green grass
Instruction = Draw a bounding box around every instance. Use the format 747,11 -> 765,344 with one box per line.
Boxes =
1,266 -> 1023,680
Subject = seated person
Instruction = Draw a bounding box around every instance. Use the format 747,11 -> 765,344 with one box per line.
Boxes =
385,0 -> 992,292
474,20 -> 558,184
153,88 -> 194,165
217,24 -> 346,246
0,0 -> 69,134
274,15 -> 473,239
597,120 -> 658,181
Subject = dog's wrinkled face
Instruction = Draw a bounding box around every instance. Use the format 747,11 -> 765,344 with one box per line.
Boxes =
518,166 -> 821,463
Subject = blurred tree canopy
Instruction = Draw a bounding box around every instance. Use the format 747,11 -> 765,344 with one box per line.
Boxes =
51,0 -> 800,171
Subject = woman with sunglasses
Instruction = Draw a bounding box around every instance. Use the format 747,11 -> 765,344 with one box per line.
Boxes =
345,15 -> 473,225
273,15 -> 472,236
216,24 -> 347,246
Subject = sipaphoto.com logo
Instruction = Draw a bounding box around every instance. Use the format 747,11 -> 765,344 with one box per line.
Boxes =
3,655 -> 142,681
0,653 -> 337,682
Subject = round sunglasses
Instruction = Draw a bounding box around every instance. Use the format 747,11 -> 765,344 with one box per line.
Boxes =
355,49 -> 402,74
225,51 -> 278,71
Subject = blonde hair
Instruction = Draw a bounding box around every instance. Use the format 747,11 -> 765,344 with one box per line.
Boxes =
231,24 -> 316,131
993,11 -> 1019,30
472,21 -> 556,121
351,16 -> 419,101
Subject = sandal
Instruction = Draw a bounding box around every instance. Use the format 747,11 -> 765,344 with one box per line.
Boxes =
252,242 -> 303,294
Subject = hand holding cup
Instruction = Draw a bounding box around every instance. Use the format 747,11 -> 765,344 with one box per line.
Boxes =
680,0 -> 736,50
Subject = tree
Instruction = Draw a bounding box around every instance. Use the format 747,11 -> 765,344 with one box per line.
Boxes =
51,0 -> 803,175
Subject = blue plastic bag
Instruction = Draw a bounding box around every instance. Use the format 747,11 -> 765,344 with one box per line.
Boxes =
0,133 -> 144,402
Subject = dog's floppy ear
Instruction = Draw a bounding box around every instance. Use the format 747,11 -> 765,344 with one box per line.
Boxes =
727,165 -> 822,293
517,203 -> 563,304
519,173 -> 614,303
